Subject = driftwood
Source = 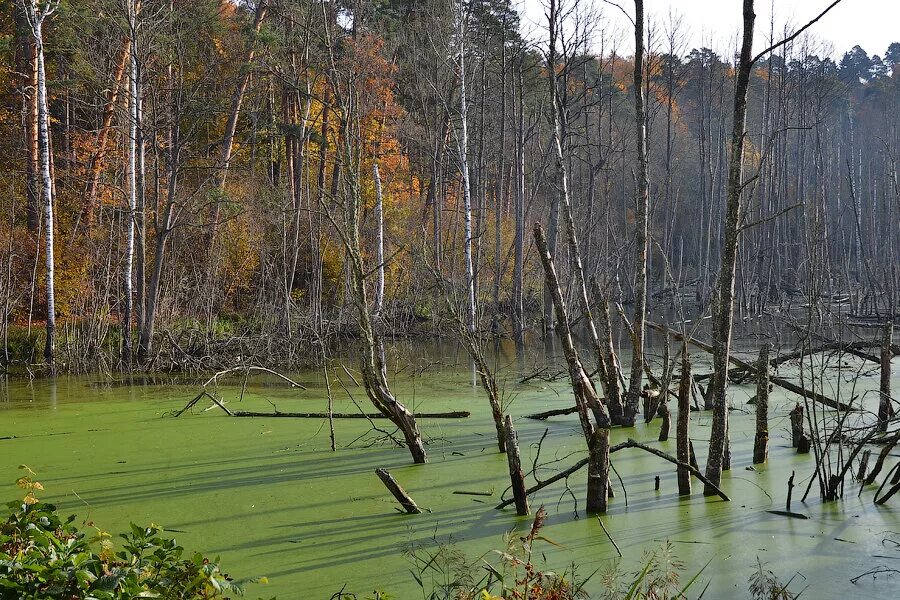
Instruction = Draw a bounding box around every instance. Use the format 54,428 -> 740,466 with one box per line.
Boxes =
646,321 -> 854,411
496,437 -> 730,509
375,468 -> 420,514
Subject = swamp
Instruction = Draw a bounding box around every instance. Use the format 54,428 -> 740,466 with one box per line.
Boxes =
1,0 -> 900,598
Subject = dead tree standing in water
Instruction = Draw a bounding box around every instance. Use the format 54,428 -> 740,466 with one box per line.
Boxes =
753,343 -> 770,464
321,4 -> 426,463
879,322 -> 894,432
677,343 -> 692,495
627,0 -> 651,426
534,223 -> 611,513
705,0 -> 845,494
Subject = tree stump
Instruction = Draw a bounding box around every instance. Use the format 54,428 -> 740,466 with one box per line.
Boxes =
658,401 -> 670,442
753,344 -> 770,464
789,403 -> 806,450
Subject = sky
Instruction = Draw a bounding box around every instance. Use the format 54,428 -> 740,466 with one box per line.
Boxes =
517,0 -> 900,61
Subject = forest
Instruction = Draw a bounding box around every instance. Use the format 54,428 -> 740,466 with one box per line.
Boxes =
0,0 -> 899,598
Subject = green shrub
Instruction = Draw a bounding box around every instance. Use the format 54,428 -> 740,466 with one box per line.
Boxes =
0,468 -> 265,599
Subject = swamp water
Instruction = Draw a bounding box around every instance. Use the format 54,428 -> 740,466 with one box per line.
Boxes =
1,340 -> 899,598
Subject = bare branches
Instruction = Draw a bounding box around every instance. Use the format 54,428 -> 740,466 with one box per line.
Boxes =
751,0 -> 845,65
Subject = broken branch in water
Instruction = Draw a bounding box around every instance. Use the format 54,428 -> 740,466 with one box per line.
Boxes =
496,438 -> 729,509
375,468 -> 420,514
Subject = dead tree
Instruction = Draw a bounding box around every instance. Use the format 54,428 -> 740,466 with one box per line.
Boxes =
321,15 -> 427,464
704,0 -> 845,495
627,0 -> 650,425
504,415 -> 529,515
878,322 -> 894,432
753,343 -> 770,464
789,403 -> 810,453
677,343 -> 692,495
658,402 -> 670,442
534,223 -> 611,513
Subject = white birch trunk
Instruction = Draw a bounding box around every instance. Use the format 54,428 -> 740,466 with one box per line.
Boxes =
122,0 -> 138,363
23,0 -> 58,366
373,161 -> 385,316
458,5 -> 476,334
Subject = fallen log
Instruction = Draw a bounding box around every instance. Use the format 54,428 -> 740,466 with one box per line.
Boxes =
230,410 -> 470,419
375,468 -> 420,514
646,321 -> 854,411
525,406 -> 578,420
496,437 -> 729,509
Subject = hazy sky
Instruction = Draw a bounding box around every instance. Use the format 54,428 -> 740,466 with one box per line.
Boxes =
518,0 -> 900,60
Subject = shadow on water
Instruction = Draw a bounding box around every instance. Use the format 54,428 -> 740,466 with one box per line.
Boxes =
0,334 -> 898,598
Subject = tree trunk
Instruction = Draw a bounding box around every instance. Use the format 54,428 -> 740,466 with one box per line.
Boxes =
753,343 -> 770,464
677,343 -> 692,495
705,0 -> 756,494
512,61 -> 526,342
373,162 -> 385,316
25,2 -> 56,367
504,415 -> 528,515
83,37 -> 131,232
878,322 -> 894,432
122,0 -> 139,365
534,222 -> 610,513
457,7 -> 476,334
627,0 -> 650,425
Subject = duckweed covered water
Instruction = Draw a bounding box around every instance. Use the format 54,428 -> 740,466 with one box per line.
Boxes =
1,342 -> 898,598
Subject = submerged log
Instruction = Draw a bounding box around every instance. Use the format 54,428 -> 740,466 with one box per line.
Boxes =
230,410 -> 470,419
525,406 -> 578,420
503,415 -> 529,516
375,468 -> 420,514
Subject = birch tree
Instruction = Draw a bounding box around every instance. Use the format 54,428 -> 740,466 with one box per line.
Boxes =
457,1 -> 476,334
20,0 -> 59,367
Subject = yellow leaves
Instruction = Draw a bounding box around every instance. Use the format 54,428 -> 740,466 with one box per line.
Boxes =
17,466 -> 43,504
